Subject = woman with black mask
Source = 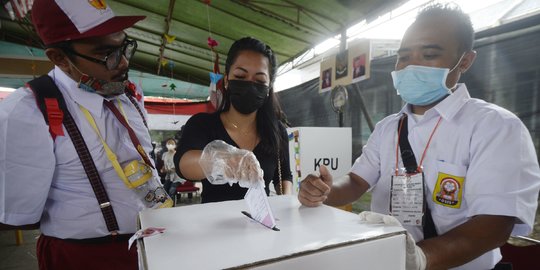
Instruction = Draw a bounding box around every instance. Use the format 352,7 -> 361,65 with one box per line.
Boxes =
174,37 -> 293,203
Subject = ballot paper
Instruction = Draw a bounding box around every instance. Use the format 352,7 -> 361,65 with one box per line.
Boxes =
244,182 -> 277,230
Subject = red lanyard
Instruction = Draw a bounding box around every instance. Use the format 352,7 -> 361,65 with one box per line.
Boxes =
395,115 -> 442,175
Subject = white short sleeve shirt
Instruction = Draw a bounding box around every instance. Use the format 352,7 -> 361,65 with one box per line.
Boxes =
351,84 -> 540,270
0,67 -> 154,239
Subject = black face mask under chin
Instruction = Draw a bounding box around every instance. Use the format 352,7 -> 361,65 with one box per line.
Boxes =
228,80 -> 270,114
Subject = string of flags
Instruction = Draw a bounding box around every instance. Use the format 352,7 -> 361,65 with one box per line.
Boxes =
204,0 -> 223,111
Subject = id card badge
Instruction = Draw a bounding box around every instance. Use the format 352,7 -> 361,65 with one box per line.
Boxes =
390,171 -> 425,226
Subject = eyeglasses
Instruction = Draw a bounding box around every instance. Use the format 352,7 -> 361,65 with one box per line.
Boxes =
64,39 -> 138,70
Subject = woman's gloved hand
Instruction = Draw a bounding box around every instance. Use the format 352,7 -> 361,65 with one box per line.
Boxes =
199,140 -> 264,188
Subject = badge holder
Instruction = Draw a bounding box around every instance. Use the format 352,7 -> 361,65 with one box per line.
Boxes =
391,114 -> 440,238
390,168 -> 425,226
123,160 -> 174,209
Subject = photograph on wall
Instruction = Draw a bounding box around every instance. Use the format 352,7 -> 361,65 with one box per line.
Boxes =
321,68 -> 332,91
349,39 -> 371,83
352,54 -> 366,82
335,50 -> 348,80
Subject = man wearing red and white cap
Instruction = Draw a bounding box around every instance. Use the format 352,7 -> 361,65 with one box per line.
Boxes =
0,1 -> 163,269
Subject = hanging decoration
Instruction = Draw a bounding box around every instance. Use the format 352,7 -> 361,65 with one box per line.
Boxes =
168,60 -> 175,71
164,34 -> 176,44
209,71 -> 223,108
169,83 -> 177,91
160,58 -> 168,67
203,0 -> 223,111
207,37 -> 218,49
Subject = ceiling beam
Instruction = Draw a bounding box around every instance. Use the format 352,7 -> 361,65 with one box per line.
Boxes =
282,0 -> 344,28
298,6 -> 333,33
231,0 -> 330,37
207,3 -> 312,45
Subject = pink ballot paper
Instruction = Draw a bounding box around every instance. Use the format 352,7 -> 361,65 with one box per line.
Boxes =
243,182 -> 278,230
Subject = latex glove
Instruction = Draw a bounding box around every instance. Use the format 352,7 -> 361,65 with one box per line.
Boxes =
199,140 -> 263,188
298,165 -> 333,207
359,211 -> 427,270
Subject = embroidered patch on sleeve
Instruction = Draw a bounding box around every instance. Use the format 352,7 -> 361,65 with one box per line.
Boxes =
433,172 -> 464,208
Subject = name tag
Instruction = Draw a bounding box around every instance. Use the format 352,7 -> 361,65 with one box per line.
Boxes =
390,173 -> 424,226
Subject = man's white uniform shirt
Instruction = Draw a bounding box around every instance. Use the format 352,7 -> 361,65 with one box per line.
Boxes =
0,67 -> 155,239
351,84 -> 540,270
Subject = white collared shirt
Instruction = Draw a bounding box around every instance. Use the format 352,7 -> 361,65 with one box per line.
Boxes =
0,67 -> 154,239
351,84 -> 540,270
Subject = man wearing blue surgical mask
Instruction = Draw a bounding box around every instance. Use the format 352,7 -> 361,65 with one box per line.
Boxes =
298,3 -> 540,270
391,11 -> 476,114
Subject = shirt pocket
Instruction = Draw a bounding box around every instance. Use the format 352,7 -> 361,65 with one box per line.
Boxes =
431,161 -> 467,210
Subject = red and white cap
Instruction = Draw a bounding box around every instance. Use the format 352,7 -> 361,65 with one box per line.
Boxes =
32,0 -> 145,45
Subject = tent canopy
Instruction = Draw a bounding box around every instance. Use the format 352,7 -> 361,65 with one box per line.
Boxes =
0,0 -> 408,86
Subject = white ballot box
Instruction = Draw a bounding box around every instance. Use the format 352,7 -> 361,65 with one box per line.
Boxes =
287,127 -> 352,193
138,195 -> 406,270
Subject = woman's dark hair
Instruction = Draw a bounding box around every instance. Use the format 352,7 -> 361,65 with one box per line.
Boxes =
218,37 -> 284,156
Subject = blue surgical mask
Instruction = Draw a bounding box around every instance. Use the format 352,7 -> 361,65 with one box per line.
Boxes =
391,56 -> 463,106
68,59 -> 127,96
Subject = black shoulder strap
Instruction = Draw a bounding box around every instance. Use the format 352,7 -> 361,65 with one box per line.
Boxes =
397,114 -> 438,239
27,75 -> 120,234
397,115 -> 418,174
27,75 -> 66,124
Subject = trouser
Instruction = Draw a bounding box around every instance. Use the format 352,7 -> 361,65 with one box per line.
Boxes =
37,234 -> 138,270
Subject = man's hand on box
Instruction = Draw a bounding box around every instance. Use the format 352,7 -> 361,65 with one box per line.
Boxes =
298,165 -> 333,207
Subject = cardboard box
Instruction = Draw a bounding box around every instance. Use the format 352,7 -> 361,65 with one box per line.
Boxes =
287,127 -> 352,194
138,195 -> 406,270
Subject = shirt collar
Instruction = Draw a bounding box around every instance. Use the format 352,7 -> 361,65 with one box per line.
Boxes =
433,84 -> 470,121
49,66 -> 126,118
397,83 -> 470,121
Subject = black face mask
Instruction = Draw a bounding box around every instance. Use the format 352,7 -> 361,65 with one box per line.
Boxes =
228,80 -> 269,114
